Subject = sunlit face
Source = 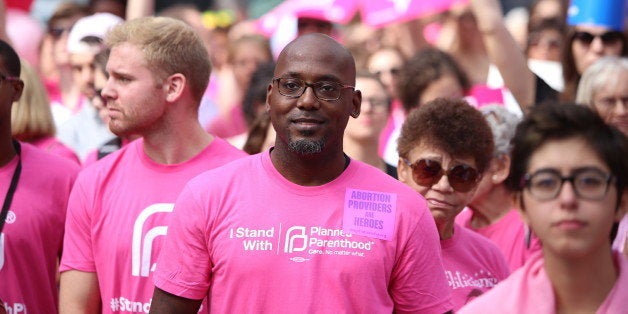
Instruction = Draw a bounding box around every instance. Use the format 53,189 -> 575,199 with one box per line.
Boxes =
268,37 -> 360,155
592,69 -> 628,135
102,43 -> 167,137
572,25 -> 624,75
344,77 -> 389,142
398,143 -> 480,225
520,137 -> 624,259
367,49 -> 404,97
419,74 -> 465,106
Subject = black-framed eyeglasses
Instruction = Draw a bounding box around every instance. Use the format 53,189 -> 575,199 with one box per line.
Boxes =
0,73 -> 20,83
573,31 -> 624,46
402,158 -> 481,193
273,77 -> 354,101
522,167 -> 615,201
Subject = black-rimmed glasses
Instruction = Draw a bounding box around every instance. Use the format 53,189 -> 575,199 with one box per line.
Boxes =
273,77 -> 354,101
522,167 -> 614,201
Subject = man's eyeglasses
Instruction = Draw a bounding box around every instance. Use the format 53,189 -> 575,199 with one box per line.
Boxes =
273,77 -> 354,101
573,31 -> 624,46
0,73 -> 20,83
522,167 -> 614,201
402,158 -> 480,193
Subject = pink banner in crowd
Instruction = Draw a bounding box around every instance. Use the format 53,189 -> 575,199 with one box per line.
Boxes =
360,0 -> 469,28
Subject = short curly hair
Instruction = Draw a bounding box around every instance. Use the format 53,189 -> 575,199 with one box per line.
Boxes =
397,98 -> 494,173
396,48 -> 470,113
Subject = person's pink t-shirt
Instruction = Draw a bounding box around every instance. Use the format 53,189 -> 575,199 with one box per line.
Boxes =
441,224 -> 511,310
60,137 -> 246,313
154,151 -> 453,313
456,208 -> 542,271
30,136 -> 80,164
459,251 -> 628,314
0,142 -> 80,314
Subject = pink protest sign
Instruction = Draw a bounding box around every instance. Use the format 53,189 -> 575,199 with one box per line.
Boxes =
343,189 -> 397,240
360,0 -> 469,28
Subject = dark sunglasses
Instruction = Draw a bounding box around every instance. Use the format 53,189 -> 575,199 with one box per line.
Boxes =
403,158 -> 480,192
573,31 -> 624,45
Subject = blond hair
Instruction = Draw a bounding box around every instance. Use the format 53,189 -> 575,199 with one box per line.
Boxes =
106,16 -> 211,102
11,61 -> 56,141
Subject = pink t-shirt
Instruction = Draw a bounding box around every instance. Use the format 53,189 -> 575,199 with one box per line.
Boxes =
0,142 -> 80,314
154,151 -> 453,313
441,224 -> 510,310
30,136 -> 81,164
456,208 -> 542,271
60,137 -> 246,314
459,251 -> 628,314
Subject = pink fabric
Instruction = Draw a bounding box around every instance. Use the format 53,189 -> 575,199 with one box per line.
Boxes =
442,224 -> 510,310
0,143 -> 80,314
154,151 -> 453,313
206,104 -> 248,139
456,208 -> 542,271
360,0 -> 469,28
459,251 -> 628,314
31,136 -> 80,164
378,99 -> 405,158
60,138 -> 246,313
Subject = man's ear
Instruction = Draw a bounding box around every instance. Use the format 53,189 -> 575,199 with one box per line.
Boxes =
351,89 -> 361,118
265,83 -> 273,113
615,189 -> 628,222
491,154 -> 511,184
397,158 -> 412,185
11,79 -> 24,102
164,73 -> 185,103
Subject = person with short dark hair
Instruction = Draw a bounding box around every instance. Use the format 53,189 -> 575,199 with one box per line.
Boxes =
397,98 -> 510,310
150,33 -> 453,313
460,103 -> 628,313
0,39 -> 80,314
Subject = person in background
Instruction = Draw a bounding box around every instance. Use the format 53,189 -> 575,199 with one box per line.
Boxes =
397,98 -> 510,310
11,61 -> 79,164
59,17 -> 246,313
344,71 -> 397,178
383,47 -> 470,165
457,105 -> 542,271
56,12 -> 121,161
149,33 -> 453,313
576,56 -> 628,257
561,0 -> 627,102
227,61 -> 276,154
207,34 -> 273,139
460,103 -> 628,313
0,38 -> 80,314
38,2 -> 89,128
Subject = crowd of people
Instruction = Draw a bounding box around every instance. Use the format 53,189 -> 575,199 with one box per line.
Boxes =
0,0 -> 627,313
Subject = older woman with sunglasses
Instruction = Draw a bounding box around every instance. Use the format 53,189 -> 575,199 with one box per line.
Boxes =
460,103 -> 628,313
397,98 -> 510,310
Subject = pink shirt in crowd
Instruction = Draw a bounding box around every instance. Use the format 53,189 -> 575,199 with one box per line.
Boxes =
0,143 -> 80,314
30,136 -> 80,164
442,224 -> 511,310
60,137 -> 246,314
154,151 -> 453,313
456,208 -> 542,271
458,251 -> 628,314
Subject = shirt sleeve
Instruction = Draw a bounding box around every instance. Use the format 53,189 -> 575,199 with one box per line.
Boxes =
59,174 -> 97,272
390,204 -> 454,314
153,183 -> 212,300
